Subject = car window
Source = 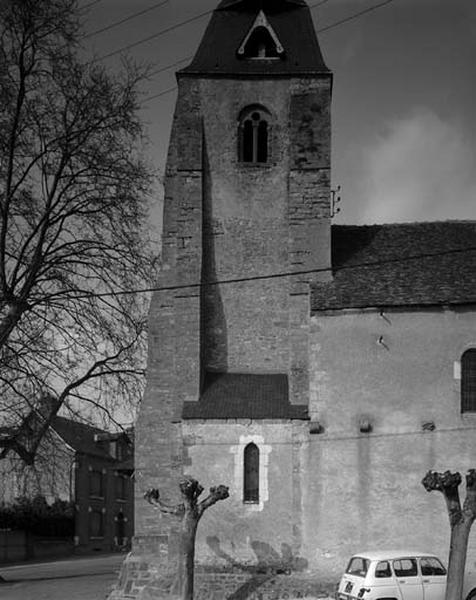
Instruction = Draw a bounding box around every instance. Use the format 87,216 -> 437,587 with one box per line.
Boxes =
375,561 -> 392,578
346,557 -> 370,577
421,557 -> 447,576
393,558 -> 418,577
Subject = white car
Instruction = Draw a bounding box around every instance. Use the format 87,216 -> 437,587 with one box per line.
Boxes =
335,550 -> 476,600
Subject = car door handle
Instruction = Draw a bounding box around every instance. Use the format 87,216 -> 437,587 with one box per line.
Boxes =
423,580 -> 430,583
399,580 -> 406,584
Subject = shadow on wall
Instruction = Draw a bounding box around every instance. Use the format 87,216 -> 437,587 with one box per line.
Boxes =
201,137 -> 228,375
202,536 -> 309,600
137,538 -> 310,600
206,535 -> 308,574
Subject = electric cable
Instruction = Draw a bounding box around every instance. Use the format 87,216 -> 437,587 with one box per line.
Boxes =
94,8 -> 214,62
94,0 -> 333,62
58,245 -> 476,301
317,0 -> 396,33
83,0 -> 169,40
141,0 -> 398,104
79,0 -> 104,12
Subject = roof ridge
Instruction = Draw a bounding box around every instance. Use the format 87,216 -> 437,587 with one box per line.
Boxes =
52,414 -> 105,433
332,220 -> 476,228
217,0 -> 307,10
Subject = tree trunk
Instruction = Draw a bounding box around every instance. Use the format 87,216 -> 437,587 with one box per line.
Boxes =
422,470 -> 476,600
144,479 -> 229,600
447,518 -> 473,600
176,514 -> 199,600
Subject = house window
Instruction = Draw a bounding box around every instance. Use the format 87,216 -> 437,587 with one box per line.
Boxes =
239,108 -> 269,164
115,474 -> 127,500
243,442 -> 259,503
462,349 -> 476,412
90,469 -> 104,497
89,509 -> 104,538
115,511 -> 126,546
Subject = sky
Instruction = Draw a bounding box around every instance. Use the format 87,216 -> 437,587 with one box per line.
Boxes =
80,0 -> 476,227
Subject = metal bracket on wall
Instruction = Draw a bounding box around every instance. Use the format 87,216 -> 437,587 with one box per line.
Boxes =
331,185 -> 341,218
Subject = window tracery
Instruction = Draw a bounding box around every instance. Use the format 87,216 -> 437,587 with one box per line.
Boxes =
238,106 -> 270,164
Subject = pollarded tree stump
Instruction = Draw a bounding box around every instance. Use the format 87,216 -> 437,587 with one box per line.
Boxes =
144,476 -> 229,600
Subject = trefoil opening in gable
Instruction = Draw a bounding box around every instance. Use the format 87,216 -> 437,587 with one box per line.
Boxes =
237,10 -> 284,60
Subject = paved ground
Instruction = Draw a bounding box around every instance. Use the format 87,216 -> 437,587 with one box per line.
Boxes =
0,553 -> 125,600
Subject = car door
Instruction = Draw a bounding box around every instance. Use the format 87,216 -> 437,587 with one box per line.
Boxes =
393,558 -> 424,600
420,556 -> 446,600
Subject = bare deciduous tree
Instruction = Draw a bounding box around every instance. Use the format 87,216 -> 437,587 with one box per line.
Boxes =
422,470 -> 476,600
145,476 -> 229,600
0,0 -> 157,464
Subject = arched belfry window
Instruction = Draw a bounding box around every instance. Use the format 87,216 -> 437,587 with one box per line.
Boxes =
239,106 -> 270,164
243,442 -> 259,503
461,349 -> 476,413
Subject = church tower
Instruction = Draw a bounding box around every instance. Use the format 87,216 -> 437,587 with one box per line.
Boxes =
134,0 -> 332,584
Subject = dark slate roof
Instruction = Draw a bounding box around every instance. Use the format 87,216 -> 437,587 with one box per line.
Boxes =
180,0 -> 330,76
182,372 -> 309,420
51,416 -> 112,458
311,222 -> 476,312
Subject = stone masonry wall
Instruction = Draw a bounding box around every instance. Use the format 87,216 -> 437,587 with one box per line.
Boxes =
133,77 -> 203,563
113,72 -> 333,599
287,78 -> 332,406
200,78 -> 294,374
181,420 -> 307,568
303,306 -> 476,579
199,77 -> 331,384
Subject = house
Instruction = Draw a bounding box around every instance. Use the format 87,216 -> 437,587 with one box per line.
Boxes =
110,0 -> 476,597
0,415 -> 134,558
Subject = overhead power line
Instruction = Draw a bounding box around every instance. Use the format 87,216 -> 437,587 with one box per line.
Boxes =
68,246 -> 476,300
95,8 -> 214,62
144,85 -> 178,103
148,57 -> 192,79
317,0 -> 396,34
83,0 -> 169,40
79,0 -> 104,12
142,0 -> 398,105
95,0 -> 332,62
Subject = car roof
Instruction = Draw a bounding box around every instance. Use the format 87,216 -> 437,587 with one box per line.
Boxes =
352,550 -> 441,561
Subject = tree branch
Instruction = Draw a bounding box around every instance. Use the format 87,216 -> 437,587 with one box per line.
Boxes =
198,485 -> 230,517
144,488 -> 185,516
422,470 -> 463,527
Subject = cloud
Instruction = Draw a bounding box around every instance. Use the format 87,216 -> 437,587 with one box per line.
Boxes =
359,109 -> 476,224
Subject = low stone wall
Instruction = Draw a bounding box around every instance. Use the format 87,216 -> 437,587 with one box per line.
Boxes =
108,554 -> 336,600
0,529 -> 74,563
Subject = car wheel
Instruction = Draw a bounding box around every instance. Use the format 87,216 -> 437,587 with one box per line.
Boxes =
466,589 -> 476,600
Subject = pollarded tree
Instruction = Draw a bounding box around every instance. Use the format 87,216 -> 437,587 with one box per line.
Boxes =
422,470 -> 476,600
145,476 -> 230,600
0,0 -> 157,464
